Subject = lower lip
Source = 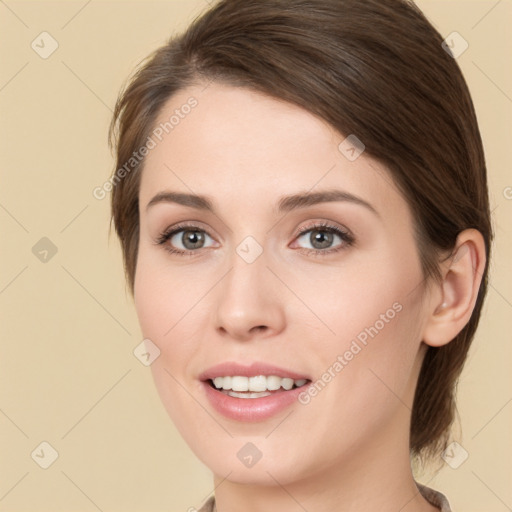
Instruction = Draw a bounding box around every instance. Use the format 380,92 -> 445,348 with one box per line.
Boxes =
201,381 -> 306,422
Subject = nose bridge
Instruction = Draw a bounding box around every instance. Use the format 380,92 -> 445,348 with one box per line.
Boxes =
221,238 -> 270,311
224,232 -> 270,292
213,236 -> 285,339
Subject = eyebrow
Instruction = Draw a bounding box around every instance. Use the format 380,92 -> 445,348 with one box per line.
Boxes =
146,189 -> 380,217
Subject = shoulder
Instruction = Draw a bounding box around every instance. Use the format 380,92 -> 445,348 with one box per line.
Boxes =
416,482 -> 453,512
194,495 -> 215,512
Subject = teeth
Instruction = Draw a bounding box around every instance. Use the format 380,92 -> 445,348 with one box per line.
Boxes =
221,390 -> 272,399
211,375 -> 308,392
231,376 -> 249,391
213,377 -> 224,389
267,375 -> 282,391
281,378 -> 294,390
223,376 -> 232,389
249,375 -> 267,392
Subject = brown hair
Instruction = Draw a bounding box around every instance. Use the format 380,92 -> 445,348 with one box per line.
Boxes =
109,0 -> 493,464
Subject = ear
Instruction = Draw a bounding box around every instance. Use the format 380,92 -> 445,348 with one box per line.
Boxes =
422,229 -> 487,347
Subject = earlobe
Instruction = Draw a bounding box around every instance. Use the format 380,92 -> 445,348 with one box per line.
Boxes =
422,229 -> 486,348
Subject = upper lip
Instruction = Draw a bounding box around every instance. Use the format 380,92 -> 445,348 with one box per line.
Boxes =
198,361 -> 311,381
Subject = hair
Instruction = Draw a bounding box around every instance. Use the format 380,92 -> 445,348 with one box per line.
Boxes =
108,0 -> 493,466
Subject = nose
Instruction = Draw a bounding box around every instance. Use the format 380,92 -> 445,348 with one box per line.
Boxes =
213,248 -> 286,342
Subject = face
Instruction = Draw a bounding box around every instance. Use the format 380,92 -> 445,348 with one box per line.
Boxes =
134,82 -> 433,485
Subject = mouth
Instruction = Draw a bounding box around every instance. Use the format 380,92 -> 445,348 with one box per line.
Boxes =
206,375 -> 311,399
199,362 -> 312,421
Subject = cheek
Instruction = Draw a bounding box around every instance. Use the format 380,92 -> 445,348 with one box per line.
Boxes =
133,248 -> 199,368
300,260 -> 419,348
304,245 -> 425,395
292,277 -> 425,461
133,252 -> 205,430
134,263 -> 168,341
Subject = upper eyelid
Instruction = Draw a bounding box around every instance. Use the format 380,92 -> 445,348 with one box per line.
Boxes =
164,220 -> 347,235
296,222 -> 349,234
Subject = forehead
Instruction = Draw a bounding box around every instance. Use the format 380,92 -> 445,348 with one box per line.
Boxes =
139,82 -> 405,223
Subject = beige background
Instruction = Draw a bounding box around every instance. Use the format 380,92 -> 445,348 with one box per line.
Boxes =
0,1 -> 510,511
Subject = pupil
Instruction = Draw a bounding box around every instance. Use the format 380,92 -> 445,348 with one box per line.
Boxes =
311,230 -> 333,249
183,230 -> 204,249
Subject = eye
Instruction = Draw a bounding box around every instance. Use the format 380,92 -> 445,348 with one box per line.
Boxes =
155,223 -> 217,255
293,222 -> 354,255
155,221 -> 354,257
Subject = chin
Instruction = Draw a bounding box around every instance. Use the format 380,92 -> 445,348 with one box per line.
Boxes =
176,433 -> 296,483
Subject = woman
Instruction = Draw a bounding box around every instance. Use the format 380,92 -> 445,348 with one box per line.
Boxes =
108,0 -> 493,510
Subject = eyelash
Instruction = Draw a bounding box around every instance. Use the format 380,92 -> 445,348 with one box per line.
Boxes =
154,221 -> 355,257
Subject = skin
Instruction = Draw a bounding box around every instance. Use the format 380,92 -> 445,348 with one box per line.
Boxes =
134,82 -> 486,512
